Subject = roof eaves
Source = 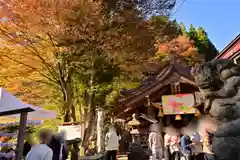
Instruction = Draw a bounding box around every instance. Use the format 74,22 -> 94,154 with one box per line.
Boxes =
215,34 -> 240,59
119,64 -> 173,103
227,48 -> 240,60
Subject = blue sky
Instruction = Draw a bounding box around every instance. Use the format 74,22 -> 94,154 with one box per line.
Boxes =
172,0 -> 240,52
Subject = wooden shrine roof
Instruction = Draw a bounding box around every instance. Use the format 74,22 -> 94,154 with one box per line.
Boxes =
215,34 -> 240,59
107,59 -> 198,118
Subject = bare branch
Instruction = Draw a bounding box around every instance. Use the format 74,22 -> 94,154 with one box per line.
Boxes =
21,32 -> 59,75
2,54 -> 58,84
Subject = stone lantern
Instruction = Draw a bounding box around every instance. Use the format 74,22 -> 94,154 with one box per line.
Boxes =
127,114 -> 149,160
127,113 -> 141,145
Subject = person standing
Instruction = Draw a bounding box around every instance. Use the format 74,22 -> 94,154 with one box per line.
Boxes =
202,130 -> 216,160
191,132 -> 203,160
168,135 -> 180,160
164,133 -> 171,160
148,123 -> 164,160
180,135 -> 192,160
105,126 -> 120,160
26,129 -> 53,160
48,134 -> 68,160
23,140 -> 32,157
23,134 -> 33,158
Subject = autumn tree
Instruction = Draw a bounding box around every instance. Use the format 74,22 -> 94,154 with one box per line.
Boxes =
57,0 -> 180,147
154,35 -> 203,65
0,0 -> 103,121
0,0 -> 179,116
0,57 -> 57,106
0,0 -> 179,151
180,24 -> 219,61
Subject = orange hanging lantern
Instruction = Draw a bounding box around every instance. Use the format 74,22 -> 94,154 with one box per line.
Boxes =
195,109 -> 201,118
175,114 -> 182,120
158,109 -> 164,117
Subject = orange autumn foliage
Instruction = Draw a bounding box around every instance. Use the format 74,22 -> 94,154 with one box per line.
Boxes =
154,35 -> 204,65
0,0 -> 93,105
0,56 -> 56,105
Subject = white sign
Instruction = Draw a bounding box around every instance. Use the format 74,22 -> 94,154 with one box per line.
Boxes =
58,125 -> 83,140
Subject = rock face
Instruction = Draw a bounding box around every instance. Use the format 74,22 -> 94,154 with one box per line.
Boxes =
192,59 -> 240,160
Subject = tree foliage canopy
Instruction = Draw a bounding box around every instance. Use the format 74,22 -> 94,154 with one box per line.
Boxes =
154,35 -> 203,65
180,23 -> 219,61
103,0 -> 176,16
0,0 -> 220,151
0,0 -> 180,148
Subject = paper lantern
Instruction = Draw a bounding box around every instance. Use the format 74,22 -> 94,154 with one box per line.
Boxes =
195,109 -> 201,118
158,109 -> 163,117
175,115 -> 182,120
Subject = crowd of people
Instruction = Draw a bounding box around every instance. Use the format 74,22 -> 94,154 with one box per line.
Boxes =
148,125 -> 216,160
0,124 -> 216,160
23,129 -> 68,160
103,124 -> 217,160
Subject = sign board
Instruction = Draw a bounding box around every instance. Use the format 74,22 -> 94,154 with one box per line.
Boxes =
161,93 -> 196,115
58,125 -> 84,140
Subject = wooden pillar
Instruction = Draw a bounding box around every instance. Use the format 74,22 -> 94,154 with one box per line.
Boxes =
96,109 -> 104,153
16,112 -> 28,160
146,95 -> 155,119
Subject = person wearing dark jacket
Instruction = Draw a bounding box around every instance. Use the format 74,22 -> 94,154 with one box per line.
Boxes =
180,135 -> 192,160
48,135 -> 68,160
23,141 -> 32,157
23,134 -> 33,158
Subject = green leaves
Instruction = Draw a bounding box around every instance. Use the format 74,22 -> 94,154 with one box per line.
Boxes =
0,0 -> 180,124
180,24 -> 218,61
103,0 -> 176,16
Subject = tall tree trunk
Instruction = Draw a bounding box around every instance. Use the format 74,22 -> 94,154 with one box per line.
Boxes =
62,82 -> 73,122
59,73 -> 74,122
71,83 -> 79,122
64,109 -> 71,122
82,70 -> 96,149
71,104 -> 77,122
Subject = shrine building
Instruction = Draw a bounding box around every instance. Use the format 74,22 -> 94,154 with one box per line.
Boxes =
215,34 -> 240,63
107,59 -> 203,149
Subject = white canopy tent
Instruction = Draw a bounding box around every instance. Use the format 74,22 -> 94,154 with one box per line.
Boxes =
0,88 -> 56,160
0,88 -> 56,119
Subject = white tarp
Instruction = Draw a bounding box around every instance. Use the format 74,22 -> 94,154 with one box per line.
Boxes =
0,88 -> 56,120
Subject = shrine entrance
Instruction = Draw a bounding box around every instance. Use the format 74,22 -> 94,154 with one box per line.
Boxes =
107,60 -> 203,153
